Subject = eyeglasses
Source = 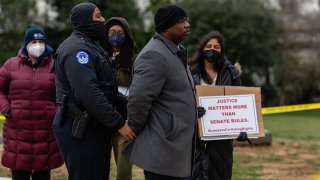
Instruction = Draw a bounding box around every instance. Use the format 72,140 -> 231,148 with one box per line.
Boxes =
108,31 -> 125,36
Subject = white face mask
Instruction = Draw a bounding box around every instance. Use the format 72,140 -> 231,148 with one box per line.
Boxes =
27,43 -> 45,58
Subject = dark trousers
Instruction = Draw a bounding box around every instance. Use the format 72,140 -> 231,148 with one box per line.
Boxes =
144,170 -> 185,180
11,170 -> 50,180
207,139 -> 233,180
53,113 -> 112,180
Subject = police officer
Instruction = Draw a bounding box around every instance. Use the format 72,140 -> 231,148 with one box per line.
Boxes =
53,3 -> 135,180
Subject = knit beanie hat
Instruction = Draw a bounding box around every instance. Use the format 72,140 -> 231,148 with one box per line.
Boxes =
23,25 -> 46,45
154,4 -> 187,33
70,3 -> 96,24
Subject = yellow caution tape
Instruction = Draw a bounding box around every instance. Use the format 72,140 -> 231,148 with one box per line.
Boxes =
262,103 -> 320,115
0,103 -> 319,120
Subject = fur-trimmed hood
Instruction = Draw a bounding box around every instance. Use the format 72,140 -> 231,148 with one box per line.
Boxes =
234,61 -> 242,75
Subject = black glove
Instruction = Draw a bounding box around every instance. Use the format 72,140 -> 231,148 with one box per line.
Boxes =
4,113 -> 10,119
197,106 -> 206,118
236,132 -> 252,144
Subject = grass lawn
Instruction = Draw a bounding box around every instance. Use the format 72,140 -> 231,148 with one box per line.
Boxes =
0,121 -> 3,134
264,110 -> 320,141
0,110 -> 320,179
233,110 -> 320,180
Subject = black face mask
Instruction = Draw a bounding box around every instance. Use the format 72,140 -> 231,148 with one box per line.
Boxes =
70,3 -> 106,41
86,21 -> 106,41
74,21 -> 106,41
203,49 -> 222,64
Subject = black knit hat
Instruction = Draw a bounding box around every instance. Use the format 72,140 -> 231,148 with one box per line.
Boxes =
23,25 -> 46,45
70,3 -> 96,23
154,4 -> 187,33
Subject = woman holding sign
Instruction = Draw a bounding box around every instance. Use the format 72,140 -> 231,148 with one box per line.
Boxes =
188,30 -> 242,180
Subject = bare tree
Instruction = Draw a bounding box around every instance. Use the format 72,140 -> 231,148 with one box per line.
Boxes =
276,0 -> 320,104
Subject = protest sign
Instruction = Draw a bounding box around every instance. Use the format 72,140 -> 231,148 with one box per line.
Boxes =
196,86 -> 265,140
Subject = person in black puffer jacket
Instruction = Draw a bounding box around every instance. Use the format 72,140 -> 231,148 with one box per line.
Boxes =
187,30 -> 242,180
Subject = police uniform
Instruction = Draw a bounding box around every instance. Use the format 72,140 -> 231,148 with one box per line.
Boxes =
53,30 -> 127,180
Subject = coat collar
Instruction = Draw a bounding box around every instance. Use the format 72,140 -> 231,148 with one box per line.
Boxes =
153,33 -> 184,55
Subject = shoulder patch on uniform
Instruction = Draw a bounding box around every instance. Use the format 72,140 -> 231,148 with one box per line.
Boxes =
76,51 -> 89,64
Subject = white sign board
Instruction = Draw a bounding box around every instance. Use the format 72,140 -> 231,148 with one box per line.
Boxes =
199,94 -> 259,140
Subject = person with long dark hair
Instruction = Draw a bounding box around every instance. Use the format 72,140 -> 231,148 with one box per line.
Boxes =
188,30 -> 242,180
103,17 -> 138,180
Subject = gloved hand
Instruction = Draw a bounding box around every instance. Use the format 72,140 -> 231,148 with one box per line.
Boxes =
236,132 -> 252,144
197,106 -> 206,118
4,113 -> 10,119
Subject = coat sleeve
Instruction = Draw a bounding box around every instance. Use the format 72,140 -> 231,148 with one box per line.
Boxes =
0,60 -> 11,115
64,50 -> 125,130
127,51 -> 167,135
